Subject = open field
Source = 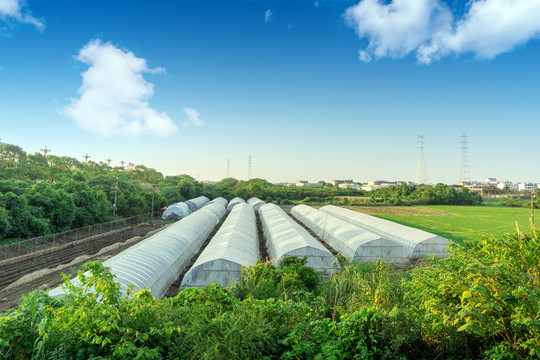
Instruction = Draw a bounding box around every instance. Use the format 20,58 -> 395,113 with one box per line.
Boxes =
340,205 -> 534,244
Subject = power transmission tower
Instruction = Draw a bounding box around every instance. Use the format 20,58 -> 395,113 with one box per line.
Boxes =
247,155 -> 252,179
460,132 -> 471,183
226,159 -> 230,178
41,146 -> 51,156
120,160 -> 125,168
416,135 -> 427,185
106,158 -> 113,165
83,153 -> 91,162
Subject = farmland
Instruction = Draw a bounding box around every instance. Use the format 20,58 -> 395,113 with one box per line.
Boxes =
339,205 -> 534,244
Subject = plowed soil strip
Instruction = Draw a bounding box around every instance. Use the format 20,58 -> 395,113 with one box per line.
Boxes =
0,225 -> 163,312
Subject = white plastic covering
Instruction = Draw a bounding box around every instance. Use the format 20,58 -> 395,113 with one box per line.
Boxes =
185,196 -> 210,212
227,197 -> 246,210
247,197 -> 265,210
204,197 -> 228,208
258,203 -> 338,273
181,203 -> 259,288
319,205 -> 448,259
291,205 -> 407,263
49,202 -> 227,300
162,202 -> 190,220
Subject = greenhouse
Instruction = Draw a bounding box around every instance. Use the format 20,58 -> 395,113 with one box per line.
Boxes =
204,197 -> 228,208
258,203 -> 338,273
49,202 -> 227,300
185,196 -> 210,212
291,205 -> 407,263
319,205 -> 448,259
227,197 -> 246,210
181,203 -> 259,288
161,202 -> 190,220
247,197 -> 265,210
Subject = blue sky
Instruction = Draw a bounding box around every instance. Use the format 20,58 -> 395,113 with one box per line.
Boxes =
0,0 -> 539,184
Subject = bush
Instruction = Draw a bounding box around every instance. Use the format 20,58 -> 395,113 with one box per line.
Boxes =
404,230 -> 540,359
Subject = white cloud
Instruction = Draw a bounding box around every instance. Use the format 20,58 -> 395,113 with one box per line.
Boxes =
314,1 -> 320,7
265,9 -> 273,22
183,107 -> 204,127
0,0 -> 44,31
61,39 -> 177,138
345,0 -> 540,64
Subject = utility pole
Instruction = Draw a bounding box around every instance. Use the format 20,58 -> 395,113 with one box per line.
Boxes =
247,155 -> 252,179
113,177 -> 119,216
226,159 -> 230,178
83,153 -> 91,162
532,191 -> 536,225
41,146 -> 51,156
151,185 -> 155,225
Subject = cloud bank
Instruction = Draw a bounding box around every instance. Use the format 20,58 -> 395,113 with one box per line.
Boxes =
344,0 -> 540,64
0,0 -> 44,31
62,39 -> 177,138
183,107 -> 203,127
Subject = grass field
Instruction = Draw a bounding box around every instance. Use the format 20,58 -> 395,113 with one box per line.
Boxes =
340,205 -> 535,244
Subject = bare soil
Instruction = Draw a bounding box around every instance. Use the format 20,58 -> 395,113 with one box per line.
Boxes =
0,224 -> 164,313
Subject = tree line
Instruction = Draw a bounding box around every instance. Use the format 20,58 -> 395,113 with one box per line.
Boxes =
1,141 -> 481,241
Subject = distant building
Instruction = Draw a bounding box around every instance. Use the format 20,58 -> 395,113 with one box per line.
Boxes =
469,188 -> 503,197
361,180 -> 405,191
332,179 -> 352,186
496,181 -> 518,191
296,180 -> 322,187
518,182 -> 535,191
338,183 -> 360,190
485,177 -> 497,184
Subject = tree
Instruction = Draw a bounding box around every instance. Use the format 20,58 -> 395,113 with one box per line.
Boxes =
28,182 -> 76,232
0,143 -> 26,169
0,192 -> 50,239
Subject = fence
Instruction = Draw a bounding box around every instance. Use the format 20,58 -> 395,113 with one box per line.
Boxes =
0,212 -> 157,262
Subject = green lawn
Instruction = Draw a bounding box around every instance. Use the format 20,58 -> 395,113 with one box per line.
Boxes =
342,205 -> 535,244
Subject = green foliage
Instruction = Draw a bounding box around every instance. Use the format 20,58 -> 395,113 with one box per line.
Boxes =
367,183 -> 482,206
2,230 -> 540,360
404,230 -> 540,358
322,261 -> 404,319
231,256 -> 322,301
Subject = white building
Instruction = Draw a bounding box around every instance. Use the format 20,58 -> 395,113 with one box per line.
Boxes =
518,182 -> 535,191
338,183 -> 360,190
296,180 -> 322,187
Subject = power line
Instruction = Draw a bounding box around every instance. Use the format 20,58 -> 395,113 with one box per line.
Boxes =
416,135 -> 427,185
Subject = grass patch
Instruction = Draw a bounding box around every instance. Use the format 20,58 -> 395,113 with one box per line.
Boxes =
343,205 -> 534,243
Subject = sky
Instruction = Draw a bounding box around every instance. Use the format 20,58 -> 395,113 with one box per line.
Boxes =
0,0 -> 539,184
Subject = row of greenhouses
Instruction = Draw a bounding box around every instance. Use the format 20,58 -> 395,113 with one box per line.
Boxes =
161,196 -> 211,220
49,198 -> 447,299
